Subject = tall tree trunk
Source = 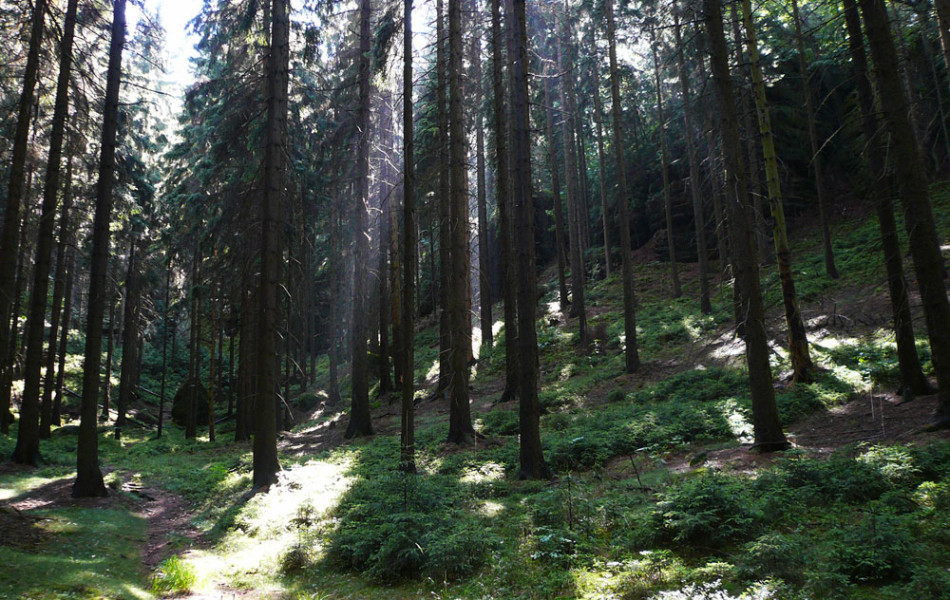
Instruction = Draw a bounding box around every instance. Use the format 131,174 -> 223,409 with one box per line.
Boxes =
253,0 -> 289,486
437,0 -> 452,396
591,52 -> 612,279
0,0 -> 48,437
605,0 -> 640,373
673,0 -> 711,314
649,26 -> 683,299
543,68 -> 571,313
447,0 -> 475,444
17,0 -> 79,453
401,0 -> 417,472
186,249 -> 200,440
859,0 -> 950,427
346,0 -> 375,439
74,0 -> 127,498
740,0 -> 814,382
472,5 -> 493,351
705,0 -> 788,452
557,16 -> 588,345
841,0 -> 931,398
507,0 -> 548,479
791,0 -> 837,279
728,3 -> 769,264
378,96 -> 394,397
492,0 -> 519,404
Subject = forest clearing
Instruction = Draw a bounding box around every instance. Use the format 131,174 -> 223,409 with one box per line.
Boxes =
3,0 -> 950,597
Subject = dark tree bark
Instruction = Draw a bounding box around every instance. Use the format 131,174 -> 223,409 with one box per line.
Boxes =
447,0 -> 475,444
253,0 -> 289,486
492,0 -> 519,404
605,0 -> 640,373
18,0 -> 79,451
841,0 -> 932,398
74,0 -> 128,498
0,0 -> 47,437
346,0 -> 375,439
859,0 -> 950,426
705,0 -> 788,452
507,0 -> 548,479
377,94 -> 394,397
673,0 -> 711,314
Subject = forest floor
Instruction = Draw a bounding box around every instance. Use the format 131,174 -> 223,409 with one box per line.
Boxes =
4,184 -> 950,599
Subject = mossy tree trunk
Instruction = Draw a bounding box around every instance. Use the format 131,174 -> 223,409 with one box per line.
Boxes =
740,0 -> 813,383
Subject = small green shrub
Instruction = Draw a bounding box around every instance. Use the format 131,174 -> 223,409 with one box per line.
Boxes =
324,471 -> 496,582
479,409 -> 519,436
830,513 -> 917,582
652,473 -> 759,545
151,556 -> 196,595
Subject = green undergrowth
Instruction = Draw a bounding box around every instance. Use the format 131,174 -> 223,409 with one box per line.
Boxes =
0,503 -> 149,599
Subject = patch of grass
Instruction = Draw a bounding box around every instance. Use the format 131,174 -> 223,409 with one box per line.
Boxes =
0,507 -> 150,600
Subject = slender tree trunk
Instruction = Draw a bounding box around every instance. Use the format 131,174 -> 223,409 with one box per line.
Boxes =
473,7 -> 493,351
41,154 -> 76,438
378,100 -> 394,397
102,267 -> 118,422
729,3 -> 769,264
115,236 -> 141,439
859,0 -> 950,426
401,0 -> 417,472
158,262 -> 171,439
791,0 -> 837,279
605,0 -> 640,373
437,0 -> 452,396
53,249 -> 75,427
543,69 -> 571,313
0,0 -> 48,438
650,27 -> 682,299
740,0 -> 814,382
492,0 -> 519,404
705,0 -> 788,452
346,0 -> 375,439
74,0 -> 127,498
591,56 -> 612,279
507,0 -> 548,479
673,0 -> 711,314
557,17 -> 588,346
